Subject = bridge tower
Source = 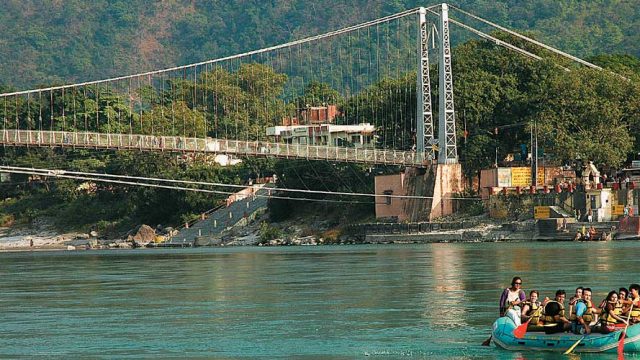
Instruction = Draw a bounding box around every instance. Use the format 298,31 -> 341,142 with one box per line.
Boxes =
413,4 -> 462,221
416,7 -> 434,162
416,4 -> 458,165
437,3 -> 458,164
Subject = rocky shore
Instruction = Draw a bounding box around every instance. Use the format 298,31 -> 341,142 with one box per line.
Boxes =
0,214 -> 538,252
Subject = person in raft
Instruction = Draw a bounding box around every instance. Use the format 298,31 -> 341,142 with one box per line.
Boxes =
520,290 -> 544,326
600,290 -> 628,333
567,286 -> 584,320
623,284 -> 640,324
499,276 -> 526,326
541,289 -> 571,334
569,287 -> 600,334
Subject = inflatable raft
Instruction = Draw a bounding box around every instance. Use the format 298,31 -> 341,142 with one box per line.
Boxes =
492,317 -> 640,353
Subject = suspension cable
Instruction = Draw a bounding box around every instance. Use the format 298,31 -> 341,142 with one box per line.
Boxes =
448,5 -> 601,70
0,165 -> 482,201
0,8 -> 426,98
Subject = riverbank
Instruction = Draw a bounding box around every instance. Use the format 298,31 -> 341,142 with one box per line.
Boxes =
6,210 -> 621,251
0,213 -> 536,251
0,225 -> 133,252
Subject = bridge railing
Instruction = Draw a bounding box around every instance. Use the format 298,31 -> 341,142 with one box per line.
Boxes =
1,129 -> 425,166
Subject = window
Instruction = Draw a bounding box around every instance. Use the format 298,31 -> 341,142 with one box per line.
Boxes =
383,190 -> 393,205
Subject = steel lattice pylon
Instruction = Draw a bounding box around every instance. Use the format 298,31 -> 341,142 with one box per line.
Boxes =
416,3 -> 458,165
437,3 -> 458,164
416,7 -> 434,162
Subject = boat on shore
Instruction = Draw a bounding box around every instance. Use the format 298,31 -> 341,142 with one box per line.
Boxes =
492,317 -> 640,353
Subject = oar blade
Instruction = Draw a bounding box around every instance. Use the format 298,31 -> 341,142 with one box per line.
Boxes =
618,331 -> 626,360
564,336 -> 584,355
481,335 -> 492,346
513,319 -> 531,339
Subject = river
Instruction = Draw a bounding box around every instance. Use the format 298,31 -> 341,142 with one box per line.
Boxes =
1,242 -> 636,359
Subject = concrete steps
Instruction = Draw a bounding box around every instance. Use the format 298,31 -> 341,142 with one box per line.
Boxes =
167,184 -> 273,245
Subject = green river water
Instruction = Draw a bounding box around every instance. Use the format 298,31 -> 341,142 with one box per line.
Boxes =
1,242 -> 638,359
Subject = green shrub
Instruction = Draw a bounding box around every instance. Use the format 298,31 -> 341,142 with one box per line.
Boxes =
259,221 -> 281,242
0,213 -> 15,227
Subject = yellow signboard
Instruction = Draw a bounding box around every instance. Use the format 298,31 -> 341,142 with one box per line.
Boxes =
537,169 -> 545,186
534,206 -> 551,219
511,167 -> 546,187
511,167 -> 531,187
612,205 -> 625,216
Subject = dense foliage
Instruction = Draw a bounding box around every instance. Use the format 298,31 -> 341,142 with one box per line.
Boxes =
1,1 -> 640,89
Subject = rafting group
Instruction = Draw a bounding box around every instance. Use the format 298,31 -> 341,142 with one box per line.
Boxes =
499,277 -> 640,335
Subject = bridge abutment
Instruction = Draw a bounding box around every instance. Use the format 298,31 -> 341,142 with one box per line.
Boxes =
376,164 -> 463,222
428,163 -> 463,220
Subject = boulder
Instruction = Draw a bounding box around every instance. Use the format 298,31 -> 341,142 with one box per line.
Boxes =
163,227 -> 175,236
131,224 -> 156,244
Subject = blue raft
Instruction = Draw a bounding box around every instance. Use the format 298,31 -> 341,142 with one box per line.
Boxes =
492,317 -> 640,353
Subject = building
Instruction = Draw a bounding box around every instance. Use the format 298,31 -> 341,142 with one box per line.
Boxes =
479,166 -> 571,200
266,123 -> 375,148
482,163 -> 640,223
268,104 -> 376,148
282,105 -> 340,126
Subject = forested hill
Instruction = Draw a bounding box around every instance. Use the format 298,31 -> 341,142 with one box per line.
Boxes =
1,0 -> 639,89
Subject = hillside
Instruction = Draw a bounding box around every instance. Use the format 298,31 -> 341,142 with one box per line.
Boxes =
1,0 -> 639,89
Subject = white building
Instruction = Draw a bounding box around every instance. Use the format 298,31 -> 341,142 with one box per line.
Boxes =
266,123 -> 376,148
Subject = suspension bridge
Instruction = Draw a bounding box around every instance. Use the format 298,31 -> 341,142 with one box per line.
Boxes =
0,3 -> 609,218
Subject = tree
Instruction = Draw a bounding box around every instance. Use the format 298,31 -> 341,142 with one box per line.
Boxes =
530,68 -> 640,167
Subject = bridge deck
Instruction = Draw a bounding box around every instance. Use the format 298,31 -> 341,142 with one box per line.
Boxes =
1,130 -> 426,166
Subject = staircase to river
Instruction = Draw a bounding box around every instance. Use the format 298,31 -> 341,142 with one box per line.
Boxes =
165,183 -> 273,246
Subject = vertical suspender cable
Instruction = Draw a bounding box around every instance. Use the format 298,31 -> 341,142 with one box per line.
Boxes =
72,87 -> 77,132
128,79 -> 132,136
193,65 -> 198,138
14,96 -> 18,142
182,69 -> 186,142
138,76 -> 143,137
61,88 -> 65,131
49,91 -> 54,132
105,82 -> 110,134
3,96 -> 6,144
96,84 -> 100,134
160,73 -> 165,136
203,63 -> 208,138
38,91 -> 43,136
171,72 -> 176,137
26,93 -> 31,132
84,87 -> 89,139
149,74 -> 154,136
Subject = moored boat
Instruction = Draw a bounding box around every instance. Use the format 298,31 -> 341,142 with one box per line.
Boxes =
491,317 -> 640,353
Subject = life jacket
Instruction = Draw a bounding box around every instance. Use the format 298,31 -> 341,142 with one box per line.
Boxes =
523,300 -> 542,325
542,301 -> 565,324
603,301 -> 623,324
630,297 -> 640,318
569,299 -> 595,323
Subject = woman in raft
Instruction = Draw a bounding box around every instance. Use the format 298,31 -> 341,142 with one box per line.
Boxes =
499,276 -> 526,326
520,290 -> 543,326
600,290 -> 628,333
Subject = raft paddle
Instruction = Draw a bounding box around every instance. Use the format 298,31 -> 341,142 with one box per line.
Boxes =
618,303 -> 634,360
513,319 -> 531,339
563,335 -> 585,355
481,335 -> 492,346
